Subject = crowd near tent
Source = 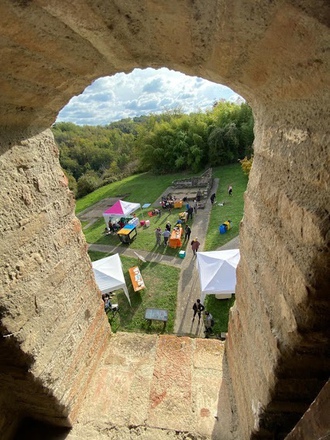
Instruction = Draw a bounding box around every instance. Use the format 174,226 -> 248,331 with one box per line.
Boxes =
92,253 -> 131,305
103,200 -> 141,226
196,249 -> 240,302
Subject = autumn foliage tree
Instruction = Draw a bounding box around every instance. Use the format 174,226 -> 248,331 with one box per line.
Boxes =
239,156 -> 254,176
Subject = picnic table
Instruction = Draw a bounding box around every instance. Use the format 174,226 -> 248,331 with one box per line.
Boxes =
117,224 -> 137,244
145,308 -> 168,329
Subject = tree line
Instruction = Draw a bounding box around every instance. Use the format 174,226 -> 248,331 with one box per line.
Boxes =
52,101 -> 254,198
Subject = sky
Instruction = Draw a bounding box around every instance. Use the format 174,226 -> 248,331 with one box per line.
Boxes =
56,67 -> 242,126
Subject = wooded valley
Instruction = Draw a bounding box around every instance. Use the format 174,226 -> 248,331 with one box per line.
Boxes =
52,101 -> 254,198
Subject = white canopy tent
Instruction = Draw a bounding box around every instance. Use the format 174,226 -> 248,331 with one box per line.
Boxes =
196,249 -> 240,303
92,253 -> 131,305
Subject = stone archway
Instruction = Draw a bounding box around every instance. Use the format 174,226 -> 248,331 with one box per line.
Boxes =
0,1 -> 329,439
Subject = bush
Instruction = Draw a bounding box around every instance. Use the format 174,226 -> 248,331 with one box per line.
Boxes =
77,170 -> 100,198
239,156 -> 253,176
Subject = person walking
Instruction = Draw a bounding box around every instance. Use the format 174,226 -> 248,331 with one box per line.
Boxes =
191,237 -> 200,256
162,228 -> 170,246
155,227 -> 162,246
210,193 -> 216,205
228,185 -> 233,196
192,299 -> 205,322
184,224 -> 191,243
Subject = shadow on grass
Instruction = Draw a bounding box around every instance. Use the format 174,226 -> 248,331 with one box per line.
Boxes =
204,295 -> 235,334
107,291 -> 144,332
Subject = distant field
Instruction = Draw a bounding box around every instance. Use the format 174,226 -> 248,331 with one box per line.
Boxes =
75,170 -> 195,214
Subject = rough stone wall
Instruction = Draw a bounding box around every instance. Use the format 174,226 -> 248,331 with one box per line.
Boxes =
228,97 -> 330,438
0,130 -> 110,437
285,380 -> 330,439
0,1 -> 329,439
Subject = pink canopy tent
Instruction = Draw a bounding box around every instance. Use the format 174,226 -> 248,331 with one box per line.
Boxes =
103,200 -> 141,226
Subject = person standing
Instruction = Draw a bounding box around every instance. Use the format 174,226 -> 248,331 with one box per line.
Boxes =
193,199 -> 198,214
192,299 -> 205,322
204,311 -> 214,335
155,227 -> 162,246
191,237 -> 200,256
162,228 -> 170,246
228,185 -> 233,196
187,206 -> 194,220
184,224 -> 191,243
210,193 -> 216,205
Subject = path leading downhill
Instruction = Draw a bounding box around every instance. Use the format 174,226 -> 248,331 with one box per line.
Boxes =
174,178 -> 219,337
88,177 -> 240,338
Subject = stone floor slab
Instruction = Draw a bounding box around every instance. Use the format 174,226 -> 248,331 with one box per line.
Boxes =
67,332 -> 225,439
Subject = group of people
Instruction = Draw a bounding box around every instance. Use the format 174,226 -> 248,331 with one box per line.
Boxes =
154,222 -> 195,248
107,219 -> 124,233
192,299 -> 214,336
154,186 -> 232,255
160,194 -> 177,211
155,221 -> 172,246
150,208 -> 161,217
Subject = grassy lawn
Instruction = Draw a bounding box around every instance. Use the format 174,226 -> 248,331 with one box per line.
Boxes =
83,163 -> 247,256
84,210 -> 192,257
76,170 -> 195,214
204,294 -> 235,334
89,251 -> 180,334
205,163 -> 248,250
84,164 -> 248,336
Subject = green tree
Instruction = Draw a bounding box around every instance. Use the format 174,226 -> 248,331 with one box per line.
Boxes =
53,101 -> 254,197
77,170 -> 100,198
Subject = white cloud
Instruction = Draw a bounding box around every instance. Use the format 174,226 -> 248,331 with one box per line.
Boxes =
56,67 -> 242,126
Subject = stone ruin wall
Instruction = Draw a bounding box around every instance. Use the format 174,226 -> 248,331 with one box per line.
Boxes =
172,168 -> 213,190
171,168 -> 214,201
0,130 -> 111,437
0,1 -> 329,439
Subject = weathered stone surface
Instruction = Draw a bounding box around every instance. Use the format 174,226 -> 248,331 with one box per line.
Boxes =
67,333 -> 224,439
0,130 -> 111,434
285,379 -> 330,440
0,1 -> 329,439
